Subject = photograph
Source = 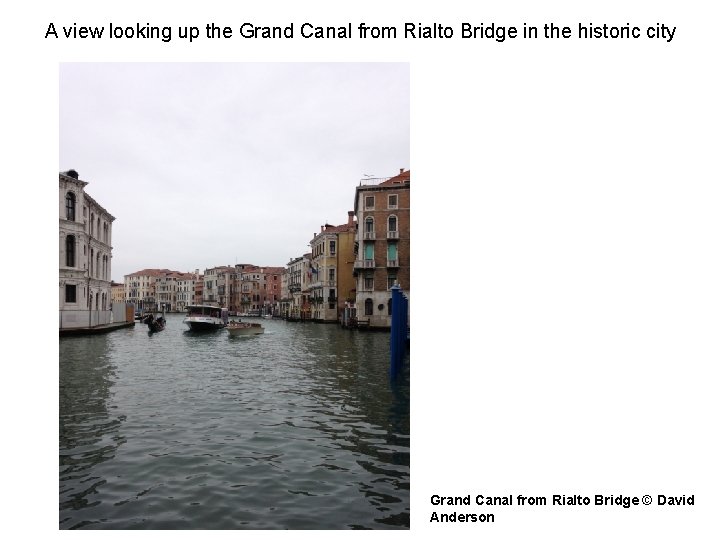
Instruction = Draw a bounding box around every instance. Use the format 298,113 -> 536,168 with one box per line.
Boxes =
58,62 -> 410,529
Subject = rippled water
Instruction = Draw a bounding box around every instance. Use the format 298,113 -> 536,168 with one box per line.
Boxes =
59,314 -> 409,529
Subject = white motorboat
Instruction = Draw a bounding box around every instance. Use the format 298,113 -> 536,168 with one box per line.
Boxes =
226,321 -> 264,336
183,305 -> 227,331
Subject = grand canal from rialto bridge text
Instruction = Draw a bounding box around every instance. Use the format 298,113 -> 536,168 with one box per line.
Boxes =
59,315 -> 409,529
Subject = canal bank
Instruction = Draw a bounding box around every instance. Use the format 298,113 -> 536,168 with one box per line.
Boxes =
59,320 -> 135,337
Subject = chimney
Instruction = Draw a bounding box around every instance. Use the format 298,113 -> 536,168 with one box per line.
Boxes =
400,168 -> 404,174
347,210 -> 355,226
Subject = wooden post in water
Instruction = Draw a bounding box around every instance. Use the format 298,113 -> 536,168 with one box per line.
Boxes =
390,283 -> 408,378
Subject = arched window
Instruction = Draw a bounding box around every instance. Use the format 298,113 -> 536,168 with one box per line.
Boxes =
364,298 -> 373,316
65,235 -> 75,267
90,213 -> 95,237
365,217 -> 374,233
388,298 -> 393,316
90,248 -> 94,275
388,215 -> 397,236
65,192 -> 76,221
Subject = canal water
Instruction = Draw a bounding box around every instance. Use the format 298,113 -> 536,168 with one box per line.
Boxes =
59,314 -> 409,529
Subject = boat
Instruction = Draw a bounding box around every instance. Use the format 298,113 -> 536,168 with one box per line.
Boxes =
226,321 -> 264,336
183,305 -> 228,331
143,313 -> 166,332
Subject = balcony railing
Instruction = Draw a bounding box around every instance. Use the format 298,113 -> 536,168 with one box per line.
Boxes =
387,230 -> 398,239
354,259 -> 376,269
363,231 -> 375,240
387,259 -> 399,267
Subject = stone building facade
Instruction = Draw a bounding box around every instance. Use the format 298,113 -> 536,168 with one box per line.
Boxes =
59,169 -> 115,329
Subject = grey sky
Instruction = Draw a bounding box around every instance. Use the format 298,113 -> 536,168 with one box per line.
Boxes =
60,63 -> 409,282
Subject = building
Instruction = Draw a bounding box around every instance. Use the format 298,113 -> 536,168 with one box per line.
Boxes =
286,254 -> 311,319
279,268 -> 290,318
261,267 -> 285,316
307,212 -> 358,323
193,274 -> 204,305
59,169 -> 116,329
124,268 -> 186,312
203,265 -> 234,306
353,169 -> 410,328
156,271 -> 192,312
176,270 -> 199,313
110,281 -> 125,304
308,225 -> 338,321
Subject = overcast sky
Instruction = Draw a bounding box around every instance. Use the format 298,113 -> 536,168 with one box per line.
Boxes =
60,63 -> 409,282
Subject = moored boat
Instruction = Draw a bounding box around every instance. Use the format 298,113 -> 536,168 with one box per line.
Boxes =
183,305 -> 228,331
226,321 -> 264,336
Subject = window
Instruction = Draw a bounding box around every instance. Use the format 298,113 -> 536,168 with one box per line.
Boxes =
329,268 -> 335,282
364,243 -> 374,260
65,284 -> 77,303
65,235 -> 75,267
364,276 -> 374,290
388,273 -> 397,290
388,215 -> 397,232
388,194 -> 398,209
388,298 -> 393,315
364,298 -> 373,315
329,240 -> 336,255
365,217 -> 374,233
65,192 -> 76,221
388,243 -> 397,263
365,195 -> 375,210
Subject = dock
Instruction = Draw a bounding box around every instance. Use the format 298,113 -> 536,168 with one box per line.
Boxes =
60,320 -> 135,337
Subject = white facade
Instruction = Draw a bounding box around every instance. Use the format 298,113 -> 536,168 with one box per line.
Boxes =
59,170 -> 115,329
286,254 -> 310,319
176,273 -> 197,313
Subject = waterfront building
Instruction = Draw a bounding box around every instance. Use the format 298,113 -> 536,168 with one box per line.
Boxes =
110,281 -> 125,304
124,268 -> 185,313
193,274 -> 204,305
307,211 -> 358,323
337,212 -> 359,323
233,264 -> 261,314
279,269 -> 290,318
353,169 -> 410,328
261,267 -> 285,316
176,270 -> 199,313
286,254 -> 311,319
156,270 -> 196,312
59,169 -> 115,329
202,265 -> 233,305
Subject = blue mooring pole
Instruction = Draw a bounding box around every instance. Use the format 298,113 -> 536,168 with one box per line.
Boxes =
390,283 -> 407,378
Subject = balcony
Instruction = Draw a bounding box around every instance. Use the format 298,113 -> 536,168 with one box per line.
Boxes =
363,231 -> 375,240
387,259 -> 399,268
354,259 -> 376,269
387,230 -> 399,239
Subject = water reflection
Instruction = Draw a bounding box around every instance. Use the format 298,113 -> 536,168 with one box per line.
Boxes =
59,335 -> 125,525
59,316 -> 409,529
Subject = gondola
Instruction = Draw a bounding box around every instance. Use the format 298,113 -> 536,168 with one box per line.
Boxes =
142,313 -> 166,333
